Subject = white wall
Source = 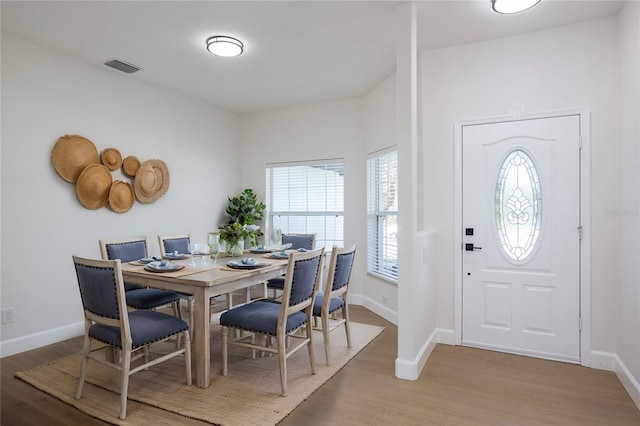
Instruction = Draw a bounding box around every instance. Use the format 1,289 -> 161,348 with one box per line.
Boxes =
421,18 -> 618,350
616,0 -> 640,407
238,97 -> 366,296
360,73 -> 400,323
420,17 -> 619,352
239,73 -> 402,326
0,34 -> 240,356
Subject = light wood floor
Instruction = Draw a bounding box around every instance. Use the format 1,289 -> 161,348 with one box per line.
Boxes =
2,305 -> 639,425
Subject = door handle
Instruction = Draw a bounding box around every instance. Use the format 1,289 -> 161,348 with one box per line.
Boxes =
465,243 -> 482,251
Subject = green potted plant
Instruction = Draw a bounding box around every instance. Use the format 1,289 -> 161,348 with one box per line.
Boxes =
225,189 -> 266,247
226,188 -> 265,224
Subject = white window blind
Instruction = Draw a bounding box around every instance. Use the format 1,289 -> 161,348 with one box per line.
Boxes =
367,148 -> 398,283
266,160 -> 344,249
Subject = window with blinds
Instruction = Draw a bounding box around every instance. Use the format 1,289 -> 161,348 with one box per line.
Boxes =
367,148 -> 398,283
265,160 -> 344,249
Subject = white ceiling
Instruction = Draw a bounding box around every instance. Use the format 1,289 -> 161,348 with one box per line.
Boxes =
1,1 -> 623,114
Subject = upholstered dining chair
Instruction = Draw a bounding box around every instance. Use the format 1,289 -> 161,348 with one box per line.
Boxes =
312,244 -> 357,365
72,255 -> 191,420
157,234 -> 199,331
220,247 -> 324,397
99,237 -> 182,318
158,234 -> 190,257
157,234 -> 236,325
266,233 -> 316,299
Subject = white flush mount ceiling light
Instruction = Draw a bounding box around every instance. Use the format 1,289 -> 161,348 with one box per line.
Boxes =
492,0 -> 541,14
206,36 -> 243,57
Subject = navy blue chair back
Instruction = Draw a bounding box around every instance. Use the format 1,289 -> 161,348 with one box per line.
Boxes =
282,234 -> 315,250
74,261 -> 121,319
289,254 -> 322,305
331,249 -> 356,292
163,237 -> 190,255
104,239 -> 147,262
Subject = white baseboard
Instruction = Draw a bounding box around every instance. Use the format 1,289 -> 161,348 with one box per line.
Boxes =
614,354 -> 640,409
436,328 -> 455,345
395,328 -> 454,380
0,322 -> 84,358
348,294 -> 398,325
591,350 -> 640,410
396,327 -> 438,380
590,350 -> 617,371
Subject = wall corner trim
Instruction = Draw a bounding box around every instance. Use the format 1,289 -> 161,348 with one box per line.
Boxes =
591,350 -> 640,410
395,327 -> 454,380
614,353 -> 640,410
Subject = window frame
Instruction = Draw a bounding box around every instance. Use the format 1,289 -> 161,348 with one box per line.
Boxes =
265,159 -> 345,250
367,147 -> 398,284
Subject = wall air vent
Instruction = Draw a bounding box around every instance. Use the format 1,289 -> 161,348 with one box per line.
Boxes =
104,59 -> 141,74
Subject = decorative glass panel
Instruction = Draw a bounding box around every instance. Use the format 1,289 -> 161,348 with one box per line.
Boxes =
495,149 -> 542,262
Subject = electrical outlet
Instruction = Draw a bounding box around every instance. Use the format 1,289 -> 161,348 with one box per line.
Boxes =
2,308 -> 15,324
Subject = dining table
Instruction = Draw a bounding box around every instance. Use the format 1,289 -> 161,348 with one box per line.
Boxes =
120,253 -> 289,388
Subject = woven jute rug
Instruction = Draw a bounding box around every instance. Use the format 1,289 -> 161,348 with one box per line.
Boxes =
16,321 -> 384,426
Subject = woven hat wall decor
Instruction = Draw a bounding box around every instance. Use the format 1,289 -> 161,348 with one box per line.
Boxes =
51,134 -> 170,213
51,135 -> 99,182
133,159 -> 170,204
101,148 -> 122,171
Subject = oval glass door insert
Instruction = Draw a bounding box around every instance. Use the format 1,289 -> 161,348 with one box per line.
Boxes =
495,149 -> 542,262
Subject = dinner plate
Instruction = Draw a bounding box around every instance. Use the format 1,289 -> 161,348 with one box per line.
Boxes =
144,261 -> 184,272
164,253 -> 188,260
249,248 -> 273,254
267,252 -> 289,259
139,257 -> 160,264
226,261 -> 268,270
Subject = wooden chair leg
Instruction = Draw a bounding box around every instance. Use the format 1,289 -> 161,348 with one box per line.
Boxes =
189,298 -> 194,339
174,300 -> 183,349
221,326 -> 228,376
322,314 -> 331,366
75,331 -> 91,400
343,304 -> 352,348
119,348 -> 132,420
307,320 -> 317,374
183,331 -> 192,386
277,331 -> 288,396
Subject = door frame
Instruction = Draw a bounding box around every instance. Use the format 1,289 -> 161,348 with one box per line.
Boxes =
453,106 -> 591,367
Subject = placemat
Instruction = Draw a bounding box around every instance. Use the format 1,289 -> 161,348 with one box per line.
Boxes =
123,263 -> 219,278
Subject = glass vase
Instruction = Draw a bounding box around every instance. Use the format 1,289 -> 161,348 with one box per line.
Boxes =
227,240 -> 244,257
208,232 -> 220,262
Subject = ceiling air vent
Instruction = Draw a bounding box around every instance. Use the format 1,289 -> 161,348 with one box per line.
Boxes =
104,59 -> 141,74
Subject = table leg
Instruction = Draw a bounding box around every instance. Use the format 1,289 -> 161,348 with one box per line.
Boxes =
192,289 -> 211,388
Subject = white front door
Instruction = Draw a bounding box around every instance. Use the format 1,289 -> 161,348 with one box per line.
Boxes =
461,115 -> 581,363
